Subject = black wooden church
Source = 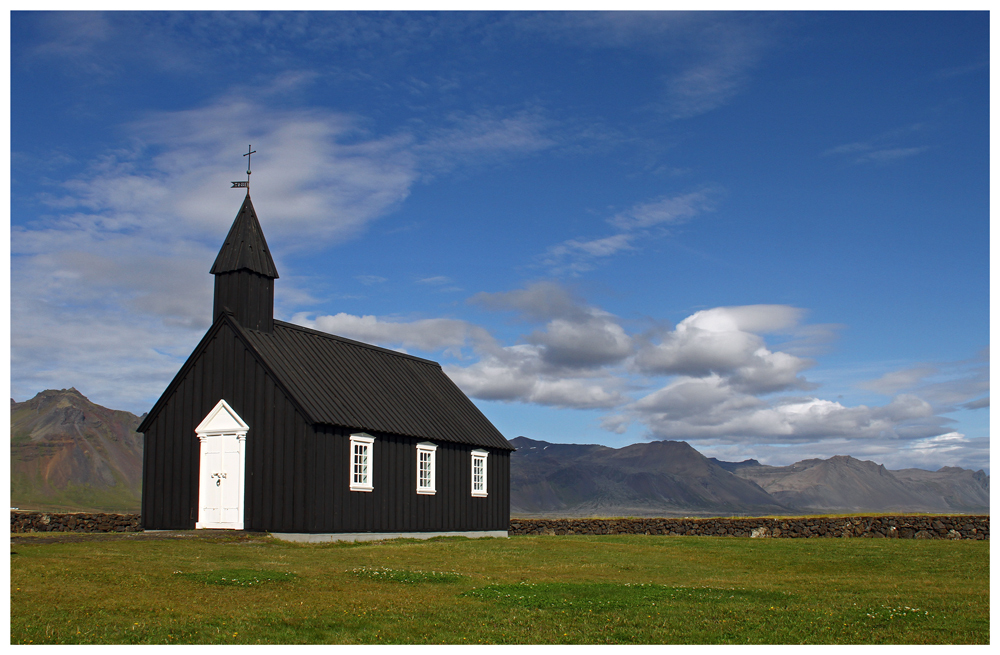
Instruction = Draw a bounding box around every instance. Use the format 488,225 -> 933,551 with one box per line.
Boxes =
138,190 -> 513,539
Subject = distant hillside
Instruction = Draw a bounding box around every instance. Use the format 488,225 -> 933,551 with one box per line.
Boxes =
510,436 -> 790,517
10,388 -> 143,512
731,456 -> 990,514
512,438 -> 989,517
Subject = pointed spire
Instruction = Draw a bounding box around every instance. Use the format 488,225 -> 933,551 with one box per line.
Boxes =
210,194 -> 279,279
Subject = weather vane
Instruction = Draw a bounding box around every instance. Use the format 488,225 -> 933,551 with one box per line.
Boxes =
231,145 -> 255,192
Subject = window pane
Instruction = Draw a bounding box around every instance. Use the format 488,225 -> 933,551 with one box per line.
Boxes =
418,450 -> 432,488
353,444 -> 369,484
473,456 -> 485,491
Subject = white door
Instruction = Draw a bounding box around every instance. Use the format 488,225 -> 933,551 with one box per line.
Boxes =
195,400 -> 248,530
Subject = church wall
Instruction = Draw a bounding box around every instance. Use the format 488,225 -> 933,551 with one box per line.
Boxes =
309,425 -> 510,533
141,320 -> 311,531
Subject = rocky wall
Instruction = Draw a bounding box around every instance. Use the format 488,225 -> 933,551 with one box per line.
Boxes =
11,511 -> 989,539
509,515 -> 989,539
11,511 -> 141,533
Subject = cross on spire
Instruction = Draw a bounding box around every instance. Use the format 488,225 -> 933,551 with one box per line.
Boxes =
231,145 -> 256,193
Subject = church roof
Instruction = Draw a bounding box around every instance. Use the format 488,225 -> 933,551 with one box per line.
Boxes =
209,194 -> 279,279
241,320 -> 513,451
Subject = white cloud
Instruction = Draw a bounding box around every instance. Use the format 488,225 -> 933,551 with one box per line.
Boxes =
608,190 -> 717,231
528,313 -> 633,369
472,282 -> 633,369
542,189 -> 720,274
634,305 -> 815,394
625,379 -> 937,444
824,124 -> 928,165
861,366 -> 938,395
444,349 -> 627,410
859,358 -> 989,410
544,234 -> 635,272
417,276 -> 452,285
355,275 -> 388,286
470,281 -> 588,323
416,109 -> 555,176
856,147 -> 928,163
291,312 -> 495,357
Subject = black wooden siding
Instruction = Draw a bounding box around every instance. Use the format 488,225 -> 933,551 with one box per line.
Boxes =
141,319 -> 509,532
214,271 -> 275,332
309,426 -> 509,533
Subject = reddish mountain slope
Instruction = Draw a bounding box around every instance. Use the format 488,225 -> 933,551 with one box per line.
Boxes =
10,388 -> 143,512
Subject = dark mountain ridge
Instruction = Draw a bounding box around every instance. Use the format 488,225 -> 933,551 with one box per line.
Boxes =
513,437 -> 989,517
511,436 -> 789,517
10,388 -> 143,512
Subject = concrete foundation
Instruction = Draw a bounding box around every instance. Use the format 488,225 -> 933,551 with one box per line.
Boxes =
270,530 -> 508,543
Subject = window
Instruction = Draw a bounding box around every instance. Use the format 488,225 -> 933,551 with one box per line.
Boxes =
416,442 -> 437,494
471,449 -> 489,497
350,433 -> 375,492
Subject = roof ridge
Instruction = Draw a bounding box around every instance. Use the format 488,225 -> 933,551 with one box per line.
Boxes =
271,320 -> 441,367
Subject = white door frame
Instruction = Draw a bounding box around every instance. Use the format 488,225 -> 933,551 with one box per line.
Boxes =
195,399 -> 248,530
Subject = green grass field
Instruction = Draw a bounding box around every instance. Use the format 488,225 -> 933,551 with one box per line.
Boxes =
9,533 -> 988,644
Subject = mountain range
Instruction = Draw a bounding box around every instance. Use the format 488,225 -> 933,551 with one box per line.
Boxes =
9,389 -> 989,517
511,436 -> 989,517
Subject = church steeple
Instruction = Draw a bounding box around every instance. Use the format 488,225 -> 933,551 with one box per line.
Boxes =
211,194 -> 279,332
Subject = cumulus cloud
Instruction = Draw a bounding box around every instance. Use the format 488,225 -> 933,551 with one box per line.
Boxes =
472,282 -> 632,369
624,379 -> 936,444
445,351 -> 627,410
470,281 -> 587,322
634,305 -> 815,394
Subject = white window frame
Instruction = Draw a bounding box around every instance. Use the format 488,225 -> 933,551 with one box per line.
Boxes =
471,449 -> 489,497
350,433 -> 375,492
416,442 -> 437,495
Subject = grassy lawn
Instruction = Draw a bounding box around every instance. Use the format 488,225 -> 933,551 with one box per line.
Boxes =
9,533 -> 988,644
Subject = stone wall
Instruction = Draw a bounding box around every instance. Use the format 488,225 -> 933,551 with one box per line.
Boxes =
509,516 -> 989,540
11,511 -> 141,533
11,511 -> 989,539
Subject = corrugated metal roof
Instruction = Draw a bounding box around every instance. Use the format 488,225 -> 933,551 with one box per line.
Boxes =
209,194 -> 279,278
243,321 -> 513,451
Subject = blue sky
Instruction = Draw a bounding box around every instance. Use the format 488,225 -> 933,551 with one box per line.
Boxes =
9,11 -> 990,472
